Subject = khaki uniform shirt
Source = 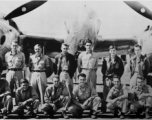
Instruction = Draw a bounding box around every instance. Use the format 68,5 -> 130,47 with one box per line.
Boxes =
78,52 -> 98,69
44,82 -> 64,103
15,86 -> 39,104
130,55 -> 149,78
29,54 -> 49,71
131,85 -> 152,101
5,51 -> 25,69
62,83 -> 69,96
73,82 -> 98,103
107,84 -> 128,100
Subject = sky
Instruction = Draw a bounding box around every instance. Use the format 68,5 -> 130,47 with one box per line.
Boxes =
0,0 -> 152,39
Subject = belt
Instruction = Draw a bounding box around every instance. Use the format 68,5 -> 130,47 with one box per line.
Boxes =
82,68 -> 95,70
8,68 -> 22,71
31,70 -> 46,72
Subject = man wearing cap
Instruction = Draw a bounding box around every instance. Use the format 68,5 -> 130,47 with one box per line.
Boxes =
29,44 -> 50,104
128,44 -> 149,88
13,78 -> 40,118
41,75 -> 70,119
106,75 -> 128,119
54,43 -> 77,99
101,45 -> 124,112
128,75 -> 152,119
5,40 -> 25,96
101,76 -> 114,112
78,39 -> 98,89
0,78 -> 12,119
68,73 -> 101,119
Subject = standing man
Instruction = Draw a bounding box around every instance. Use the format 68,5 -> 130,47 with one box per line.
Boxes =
29,44 -> 50,104
102,45 -> 124,80
68,73 -> 101,119
129,44 -> 149,88
41,75 -> 70,119
5,40 -> 25,96
106,75 -> 128,119
54,43 -> 77,99
101,45 -> 124,111
13,78 -> 40,118
78,39 -> 98,89
128,75 -> 152,119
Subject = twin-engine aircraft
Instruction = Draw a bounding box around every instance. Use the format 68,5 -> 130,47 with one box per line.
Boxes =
1,1 -> 151,77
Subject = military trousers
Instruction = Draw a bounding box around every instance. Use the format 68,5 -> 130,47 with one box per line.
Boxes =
41,96 -> 69,113
81,69 -> 97,89
13,99 -> 40,113
6,70 -> 23,96
0,95 -> 12,113
130,97 -> 152,112
107,99 -> 128,113
30,72 -> 47,104
68,96 -> 101,116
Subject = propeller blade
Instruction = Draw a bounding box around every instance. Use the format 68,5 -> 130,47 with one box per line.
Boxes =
4,0 -> 47,20
124,1 -> 152,20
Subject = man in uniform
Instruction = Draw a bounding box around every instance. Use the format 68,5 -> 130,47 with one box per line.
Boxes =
13,78 -> 39,118
101,45 -> 124,79
78,39 -> 98,89
54,43 -> 77,100
101,45 -> 124,112
68,73 -> 101,119
29,44 -> 50,104
5,40 -> 25,96
128,75 -> 152,119
106,75 -> 128,119
41,75 -> 70,119
0,78 -> 12,119
101,76 -> 114,112
128,44 -> 149,88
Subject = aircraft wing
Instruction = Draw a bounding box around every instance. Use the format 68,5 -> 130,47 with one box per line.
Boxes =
22,34 -> 137,58
20,34 -> 63,58
93,37 -> 137,58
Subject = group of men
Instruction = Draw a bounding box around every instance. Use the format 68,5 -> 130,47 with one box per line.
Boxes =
0,38 -> 151,119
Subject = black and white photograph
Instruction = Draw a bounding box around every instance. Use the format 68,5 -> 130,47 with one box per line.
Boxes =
0,0 -> 152,119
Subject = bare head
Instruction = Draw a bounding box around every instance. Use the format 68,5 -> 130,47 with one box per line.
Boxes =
78,73 -> 86,87
105,76 -> 112,87
20,79 -> 29,91
85,39 -> 93,53
11,40 -> 18,52
61,43 -> 69,54
34,44 -> 42,55
136,75 -> 144,88
52,75 -> 60,87
113,75 -> 121,88
109,45 -> 117,58
134,44 -> 142,57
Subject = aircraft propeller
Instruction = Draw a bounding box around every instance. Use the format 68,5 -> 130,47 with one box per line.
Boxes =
124,1 -> 152,21
4,0 -> 47,20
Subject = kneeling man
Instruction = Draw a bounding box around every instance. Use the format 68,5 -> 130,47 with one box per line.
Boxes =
0,78 -> 12,119
13,79 -> 40,118
106,75 -> 128,119
41,75 -> 70,119
129,75 -> 152,119
68,73 -> 101,119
